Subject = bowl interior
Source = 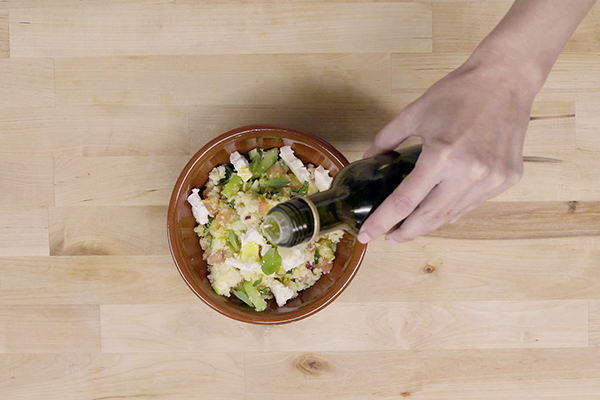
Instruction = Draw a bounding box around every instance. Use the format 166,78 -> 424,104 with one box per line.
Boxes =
168,125 -> 367,324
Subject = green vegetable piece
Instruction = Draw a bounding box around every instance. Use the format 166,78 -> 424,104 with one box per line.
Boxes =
264,177 -> 291,189
249,148 -> 263,176
203,215 -> 215,229
253,277 -> 263,287
227,230 -> 240,252
244,281 -> 267,311
314,248 -> 320,264
230,219 -> 248,232
222,175 -> 243,199
227,199 -> 236,209
252,148 -> 279,178
219,164 -> 234,184
231,288 -> 254,307
261,247 -> 282,276
248,148 -> 261,162
291,181 -> 309,196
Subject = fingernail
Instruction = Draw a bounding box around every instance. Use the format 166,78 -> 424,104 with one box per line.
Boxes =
357,232 -> 372,244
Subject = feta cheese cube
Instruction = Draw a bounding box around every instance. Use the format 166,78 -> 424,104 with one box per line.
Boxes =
279,146 -> 310,183
230,151 -> 253,182
187,188 -> 211,225
271,280 -> 295,307
278,245 -> 304,271
314,165 -> 333,192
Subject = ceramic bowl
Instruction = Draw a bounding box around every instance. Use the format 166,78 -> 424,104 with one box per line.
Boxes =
167,125 -> 367,324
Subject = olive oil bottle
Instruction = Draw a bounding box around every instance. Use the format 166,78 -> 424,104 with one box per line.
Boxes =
262,146 -> 421,247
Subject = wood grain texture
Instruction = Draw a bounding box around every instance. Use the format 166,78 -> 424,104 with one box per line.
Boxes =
392,53 -> 600,93
341,243 -> 600,302
0,353 -> 244,400
49,206 -> 169,256
431,201 -> 600,240
0,306 -> 100,353
10,3 -> 431,57
0,106 -> 189,157
433,2 -> 600,53
245,349 -> 600,399
100,301 -> 588,353
0,256 -> 197,305
0,209 -> 48,257
0,0 -> 173,8
0,157 -> 53,207
577,94 -> 600,151
54,156 -> 188,206
55,53 -> 390,106
0,9 -> 7,57
0,58 -> 54,107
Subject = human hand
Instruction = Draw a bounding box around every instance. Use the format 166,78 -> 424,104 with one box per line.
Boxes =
357,55 -> 537,245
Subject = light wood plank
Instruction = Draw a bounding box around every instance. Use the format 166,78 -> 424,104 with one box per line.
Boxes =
340,243 -> 600,302
431,201 -> 600,240
100,301 -> 588,352
577,94 -> 600,151
496,151 -> 600,202
0,106 -> 189,157
0,209 -> 48,257
0,353 -> 244,400
49,206 -> 169,256
592,300 -> 600,347
0,9 -> 8,58
0,157 -> 53,207
0,58 -> 54,107
54,53 -> 390,106
433,2 -> 600,53
10,3 -> 431,58
0,306 -> 100,353
0,0 -> 173,8
246,349 -> 600,399
0,256 -> 197,305
54,156 -> 188,206
392,53 -> 600,93
189,101 -> 575,158
189,104 -> 399,153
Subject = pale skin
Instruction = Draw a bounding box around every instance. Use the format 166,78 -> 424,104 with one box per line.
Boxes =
357,0 -> 598,245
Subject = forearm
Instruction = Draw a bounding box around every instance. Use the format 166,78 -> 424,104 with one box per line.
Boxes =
467,0 -> 597,94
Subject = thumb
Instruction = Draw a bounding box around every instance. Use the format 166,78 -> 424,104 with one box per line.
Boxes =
364,103 -> 420,158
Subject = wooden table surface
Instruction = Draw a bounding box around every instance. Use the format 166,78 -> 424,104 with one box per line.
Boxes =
1,1 -> 600,399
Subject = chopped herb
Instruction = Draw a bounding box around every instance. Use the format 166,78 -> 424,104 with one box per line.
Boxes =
253,277 -> 263,287
261,247 -> 282,275
291,181 -> 309,196
258,287 -> 271,296
203,215 -> 215,229
219,164 -> 234,184
227,199 -> 236,209
227,230 -> 240,252
249,148 -> 264,176
264,177 -> 291,189
231,288 -> 254,308
314,248 -> 320,265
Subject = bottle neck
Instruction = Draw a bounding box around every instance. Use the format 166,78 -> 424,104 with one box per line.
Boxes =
303,186 -> 349,235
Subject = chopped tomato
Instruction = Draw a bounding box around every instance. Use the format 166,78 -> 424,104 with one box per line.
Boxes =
203,187 -> 218,199
202,200 -> 219,215
289,175 -> 303,189
207,250 -> 225,264
258,199 -> 271,216
265,163 -> 286,179
215,208 -> 234,227
315,261 -> 334,273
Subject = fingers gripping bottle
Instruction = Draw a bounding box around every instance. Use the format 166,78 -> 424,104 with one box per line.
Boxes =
262,146 -> 421,247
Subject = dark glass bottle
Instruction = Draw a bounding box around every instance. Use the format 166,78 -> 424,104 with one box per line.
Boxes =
262,145 -> 421,247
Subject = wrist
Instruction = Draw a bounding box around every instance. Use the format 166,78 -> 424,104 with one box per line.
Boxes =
464,36 -> 547,101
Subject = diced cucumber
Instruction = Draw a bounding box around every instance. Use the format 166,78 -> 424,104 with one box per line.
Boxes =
244,281 -> 267,311
248,148 -> 262,162
222,175 -> 243,199
240,242 -> 260,263
231,288 -> 254,307
252,148 -> 279,178
230,219 -> 247,232
249,148 -> 263,176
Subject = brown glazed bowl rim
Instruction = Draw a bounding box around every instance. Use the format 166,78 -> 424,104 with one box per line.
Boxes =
167,124 -> 367,324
